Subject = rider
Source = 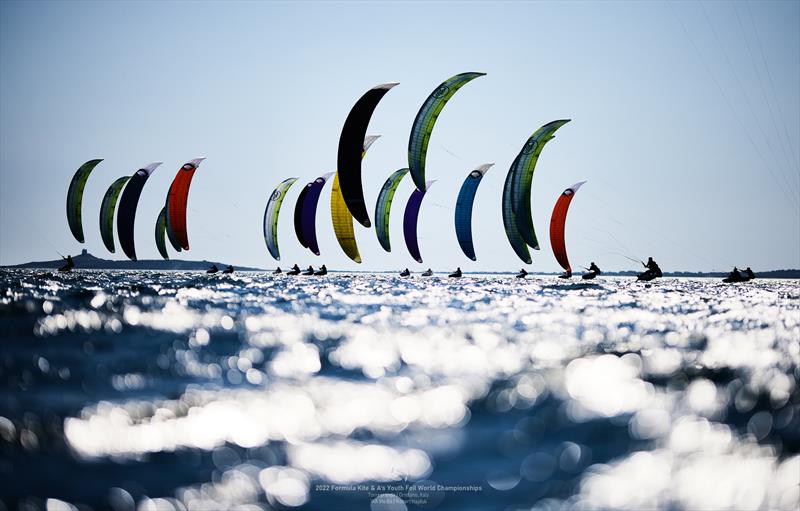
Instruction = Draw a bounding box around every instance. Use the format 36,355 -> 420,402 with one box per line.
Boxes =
59,255 -> 75,272
588,262 -> 601,274
744,267 -> 755,280
643,257 -> 662,277
449,267 -> 462,278
729,266 -> 742,280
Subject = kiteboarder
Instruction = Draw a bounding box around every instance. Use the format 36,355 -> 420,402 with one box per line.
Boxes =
516,268 -> 528,279
638,257 -> 662,281
206,264 -> 219,274
582,262 -> 601,280
58,255 -> 75,273
422,268 -> 433,277
449,267 -> 462,278
745,267 -> 755,280
223,265 -> 234,274
314,265 -> 328,276
400,268 -> 411,277
274,267 -> 282,274
723,267 -> 745,283
288,264 -> 301,276
303,265 -> 315,276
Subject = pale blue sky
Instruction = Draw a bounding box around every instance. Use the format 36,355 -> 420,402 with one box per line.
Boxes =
1,0 -> 798,271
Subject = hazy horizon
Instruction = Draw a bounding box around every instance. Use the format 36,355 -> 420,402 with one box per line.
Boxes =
1,1 -> 798,272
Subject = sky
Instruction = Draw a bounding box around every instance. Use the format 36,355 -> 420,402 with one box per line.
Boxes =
1,0 -> 798,272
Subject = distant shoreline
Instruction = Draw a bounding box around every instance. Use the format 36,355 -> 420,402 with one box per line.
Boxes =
2,251 -> 798,279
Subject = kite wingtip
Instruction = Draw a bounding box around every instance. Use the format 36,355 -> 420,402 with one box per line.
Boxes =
476,163 -> 494,174
376,82 -> 400,90
363,135 -> 381,151
143,162 -> 163,174
571,180 -> 588,192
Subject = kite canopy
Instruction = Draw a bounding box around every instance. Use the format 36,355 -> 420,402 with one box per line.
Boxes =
155,206 -> 169,260
337,83 -> 398,228
502,153 -> 532,264
331,135 -> 380,264
294,186 -> 311,249
299,172 -> 334,256
263,177 -> 298,261
454,164 -> 493,261
98,175 -> 130,253
67,159 -> 103,243
408,72 -> 485,192
403,180 -> 435,264
117,162 -> 162,261
550,181 -> 586,274
164,197 -> 183,252
166,158 -> 204,251
509,120 -> 571,250
374,168 -> 410,252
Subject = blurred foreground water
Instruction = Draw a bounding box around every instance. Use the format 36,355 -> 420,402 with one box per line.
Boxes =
1,269 -> 798,511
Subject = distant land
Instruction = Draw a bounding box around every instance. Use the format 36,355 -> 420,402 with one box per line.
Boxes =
2,250 -> 264,272
2,251 -> 799,279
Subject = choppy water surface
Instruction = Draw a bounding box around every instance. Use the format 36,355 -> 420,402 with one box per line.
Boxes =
1,269 -> 798,511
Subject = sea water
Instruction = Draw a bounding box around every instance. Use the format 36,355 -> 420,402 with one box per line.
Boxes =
1,270 -> 798,510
